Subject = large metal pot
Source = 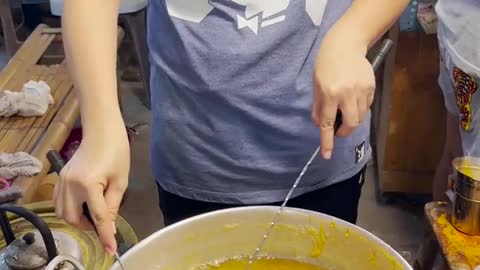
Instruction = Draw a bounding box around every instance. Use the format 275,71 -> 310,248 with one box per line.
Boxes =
111,207 -> 412,270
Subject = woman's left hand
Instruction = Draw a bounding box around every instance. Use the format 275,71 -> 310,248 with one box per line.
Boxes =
312,31 -> 375,160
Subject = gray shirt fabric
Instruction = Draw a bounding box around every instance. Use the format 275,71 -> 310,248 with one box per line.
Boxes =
436,0 -> 480,77
147,0 -> 371,204
436,0 -> 480,157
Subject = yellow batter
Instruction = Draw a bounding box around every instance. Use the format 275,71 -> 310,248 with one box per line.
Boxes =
197,258 -> 325,270
458,166 -> 480,180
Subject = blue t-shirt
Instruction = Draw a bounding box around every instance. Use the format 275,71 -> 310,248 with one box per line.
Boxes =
147,0 -> 371,204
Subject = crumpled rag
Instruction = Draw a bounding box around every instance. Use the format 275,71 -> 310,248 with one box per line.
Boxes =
0,152 -> 42,180
0,80 -> 54,117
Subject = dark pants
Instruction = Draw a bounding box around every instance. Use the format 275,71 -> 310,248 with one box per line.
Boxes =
157,167 -> 366,226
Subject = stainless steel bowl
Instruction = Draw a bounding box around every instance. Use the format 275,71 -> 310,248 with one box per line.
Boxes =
451,189 -> 480,235
450,157 -> 480,235
453,157 -> 480,200
110,207 -> 412,270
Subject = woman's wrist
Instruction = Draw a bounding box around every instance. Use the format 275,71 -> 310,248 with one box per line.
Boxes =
323,24 -> 369,57
81,108 -> 125,139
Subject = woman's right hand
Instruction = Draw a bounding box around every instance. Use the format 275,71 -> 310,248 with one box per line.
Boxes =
54,119 -> 130,256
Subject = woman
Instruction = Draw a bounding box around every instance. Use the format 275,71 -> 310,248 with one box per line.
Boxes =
55,0 -> 408,256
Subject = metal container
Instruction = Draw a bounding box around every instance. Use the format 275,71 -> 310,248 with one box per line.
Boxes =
451,191 -> 480,235
0,202 -> 138,270
453,157 -> 480,200
450,157 -> 480,235
111,207 -> 412,270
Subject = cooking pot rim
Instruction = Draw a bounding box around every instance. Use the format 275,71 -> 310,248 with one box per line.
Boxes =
114,206 -> 412,269
453,157 -> 480,181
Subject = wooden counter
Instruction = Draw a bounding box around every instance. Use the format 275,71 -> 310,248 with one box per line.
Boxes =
422,202 -> 480,270
0,25 -> 79,204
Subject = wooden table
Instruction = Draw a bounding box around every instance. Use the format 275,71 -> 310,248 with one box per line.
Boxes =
0,24 -> 79,204
0,23 -> 126,204
421,202 -> 480,270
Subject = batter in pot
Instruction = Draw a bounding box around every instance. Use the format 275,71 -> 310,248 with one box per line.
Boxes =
197,258 -> 325,270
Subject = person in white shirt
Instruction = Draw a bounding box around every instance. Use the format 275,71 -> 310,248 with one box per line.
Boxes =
433,0 -> 480,201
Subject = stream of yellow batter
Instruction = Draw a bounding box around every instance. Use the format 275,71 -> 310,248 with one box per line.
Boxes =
196,258 -> 326,270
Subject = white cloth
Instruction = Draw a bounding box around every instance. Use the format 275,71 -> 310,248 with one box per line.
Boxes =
0,152 -> 42,180
0,80 -> 54,117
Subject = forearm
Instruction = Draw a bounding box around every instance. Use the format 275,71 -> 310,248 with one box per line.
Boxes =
62,0 -> 122,138
327,0 -> 409,52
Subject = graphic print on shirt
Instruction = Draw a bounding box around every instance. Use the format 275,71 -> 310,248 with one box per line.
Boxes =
355,142 -> 366,164
305,0 -> 329,26
232,0 -> 290,34
164,0 -> 329,34
453,67 -> 478,131
164,0 -> 214,23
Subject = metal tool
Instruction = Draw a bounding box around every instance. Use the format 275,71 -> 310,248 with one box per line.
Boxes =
47,151 -> 127,270
245,38 -> 394,269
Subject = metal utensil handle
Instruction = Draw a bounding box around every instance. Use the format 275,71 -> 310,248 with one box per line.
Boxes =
47,150 -> 65,174
334,38 -> 394,132
372,39 -> 394,72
